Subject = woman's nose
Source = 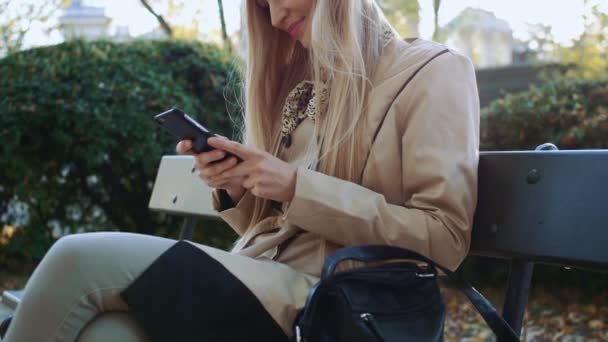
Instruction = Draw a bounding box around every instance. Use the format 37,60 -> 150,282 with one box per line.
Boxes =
268,1 -> 287,29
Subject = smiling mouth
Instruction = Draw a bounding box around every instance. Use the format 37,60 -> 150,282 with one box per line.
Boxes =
287,18 -> 306,38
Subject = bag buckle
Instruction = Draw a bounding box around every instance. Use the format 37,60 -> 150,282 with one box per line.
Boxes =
415,264 -> 436,278
415,272 -> 436,278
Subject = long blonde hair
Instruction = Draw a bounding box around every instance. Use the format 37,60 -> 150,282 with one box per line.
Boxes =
241,0 -> 396,228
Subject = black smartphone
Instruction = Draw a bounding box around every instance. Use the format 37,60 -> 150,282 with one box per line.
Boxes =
154,107 -> 238,161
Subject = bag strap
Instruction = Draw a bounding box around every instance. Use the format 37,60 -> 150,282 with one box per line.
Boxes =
323,245 -> 520,342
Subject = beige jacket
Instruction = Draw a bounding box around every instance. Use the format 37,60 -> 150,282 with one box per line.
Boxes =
212,38 -> 480,278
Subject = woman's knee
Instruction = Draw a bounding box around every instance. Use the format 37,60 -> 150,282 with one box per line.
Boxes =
43,232 -> 123,274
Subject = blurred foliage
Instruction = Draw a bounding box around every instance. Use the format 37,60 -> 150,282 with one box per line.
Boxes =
557,4 -> 608,80
378,0 -> 420,37
0,0 -> 69,56
0,39 -> 241,262
525,3 -> 607,80
481,78 -> 608,151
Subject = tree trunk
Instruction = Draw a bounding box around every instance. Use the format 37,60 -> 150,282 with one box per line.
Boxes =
217,0 -> 231,52
432,0 -> 441,41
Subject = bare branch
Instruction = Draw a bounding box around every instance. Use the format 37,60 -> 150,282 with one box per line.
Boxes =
139,0 -> 173,37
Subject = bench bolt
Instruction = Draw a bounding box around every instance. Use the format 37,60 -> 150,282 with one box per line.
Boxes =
526,169 -> 541,184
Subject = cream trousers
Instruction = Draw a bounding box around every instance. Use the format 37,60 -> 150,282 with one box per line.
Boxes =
3,232 -> 315,341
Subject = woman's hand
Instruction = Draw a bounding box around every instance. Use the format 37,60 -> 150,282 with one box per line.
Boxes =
207,137 -> 298,203
176,139 -> 246,203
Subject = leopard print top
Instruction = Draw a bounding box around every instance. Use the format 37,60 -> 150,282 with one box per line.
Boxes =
280,24 -> 397,148
280,81 -> 328,147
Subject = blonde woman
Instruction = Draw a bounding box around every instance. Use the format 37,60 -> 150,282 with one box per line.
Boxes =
1,0 -> 479,341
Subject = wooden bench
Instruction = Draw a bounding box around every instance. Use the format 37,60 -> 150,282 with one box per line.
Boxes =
3,144 -> 608,339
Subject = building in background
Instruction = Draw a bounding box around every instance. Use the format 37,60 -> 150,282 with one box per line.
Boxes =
441,7 -> 513,68
58,0 -> 167,42
58,0 -> 111,40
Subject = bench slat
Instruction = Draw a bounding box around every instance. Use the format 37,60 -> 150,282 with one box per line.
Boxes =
148,156 -> 220,219
1,290 -> 22,310
471,150 -> 608,271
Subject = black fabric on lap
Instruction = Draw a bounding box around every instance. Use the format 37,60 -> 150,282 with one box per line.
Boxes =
120,240 -> 288,342
218,189 -> 235,210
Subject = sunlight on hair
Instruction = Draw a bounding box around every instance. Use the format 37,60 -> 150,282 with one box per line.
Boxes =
240,0 -> 399,232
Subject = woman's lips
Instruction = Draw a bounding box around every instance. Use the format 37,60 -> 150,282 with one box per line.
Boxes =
287,18 -> 306,38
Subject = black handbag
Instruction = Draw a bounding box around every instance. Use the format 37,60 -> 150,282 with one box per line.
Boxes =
292,245 -> 520,342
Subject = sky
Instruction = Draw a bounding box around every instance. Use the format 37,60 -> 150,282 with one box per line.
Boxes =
22,0 -> 607,49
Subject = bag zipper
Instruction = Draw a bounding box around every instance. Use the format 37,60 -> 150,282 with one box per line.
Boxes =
360,313 -> 385,342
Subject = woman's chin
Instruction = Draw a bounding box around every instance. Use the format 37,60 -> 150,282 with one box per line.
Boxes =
298,37 -> 310,49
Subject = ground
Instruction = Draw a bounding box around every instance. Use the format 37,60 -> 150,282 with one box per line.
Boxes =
442,285 -> 608,341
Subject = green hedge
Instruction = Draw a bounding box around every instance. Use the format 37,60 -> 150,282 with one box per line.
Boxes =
481,78 -> 608,151
0,39 -> 241,262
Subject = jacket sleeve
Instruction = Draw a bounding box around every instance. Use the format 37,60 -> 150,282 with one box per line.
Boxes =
282,52 -> 480,271
212,189 -> 255,236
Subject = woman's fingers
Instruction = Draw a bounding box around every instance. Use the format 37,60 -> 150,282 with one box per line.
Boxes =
193,149 -> 226,169
200,156 -> 238,179
207,137 -> 262,160
205,178 -> 230,188
176,140 -> 192,154
243,176 -> 255,189
214,159 -> 256,180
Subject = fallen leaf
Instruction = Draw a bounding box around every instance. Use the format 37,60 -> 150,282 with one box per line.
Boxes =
588,319 -> 604,330
583,304 -> 598,315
